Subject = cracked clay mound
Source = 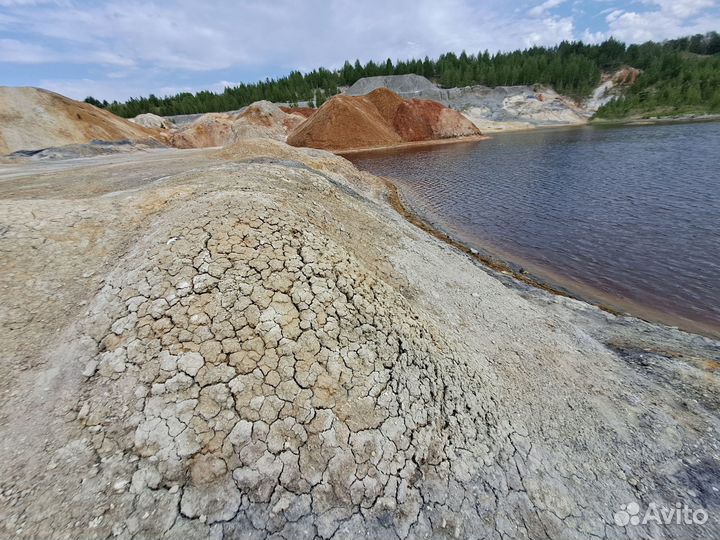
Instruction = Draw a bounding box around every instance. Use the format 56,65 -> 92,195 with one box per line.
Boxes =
1,139 -> 719,539
0,87 -> 165,154
287,88 -> 481,151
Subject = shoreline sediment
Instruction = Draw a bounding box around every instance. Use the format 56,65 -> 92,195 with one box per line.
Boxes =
333,134 -> 490,156
591,113 -> 720,127
379,174 -> 720,342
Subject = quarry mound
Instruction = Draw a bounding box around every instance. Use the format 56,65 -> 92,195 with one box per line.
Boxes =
279,106 -> 316,119
287,88 -> 481,152
0,87 -> 165,154
345,74 -> 437,97
170,101 -> 306,149
131,113 -> 176,130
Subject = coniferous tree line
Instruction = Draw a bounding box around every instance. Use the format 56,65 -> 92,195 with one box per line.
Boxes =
86,32 -> 720,120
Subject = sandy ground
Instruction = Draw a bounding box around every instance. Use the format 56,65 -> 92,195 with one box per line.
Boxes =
0,140 -> 718,539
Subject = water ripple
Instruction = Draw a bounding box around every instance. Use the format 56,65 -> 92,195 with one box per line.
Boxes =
350,123 -> 720,334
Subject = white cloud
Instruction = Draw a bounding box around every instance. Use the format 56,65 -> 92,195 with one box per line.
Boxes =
0,0 -> 64,5
641,0 -> 714,18
37,77 -> 144,101
2,0 -> 718,101
526,16 -> 576,46
581,29 -> 608,43
1,0 -> 584,72
529,0 -> 567,17
36,76 -> 247,102
0,38 -> 56,63
210,80 -> 242,93
601,0 -> 719,42
0,37 -> 134,65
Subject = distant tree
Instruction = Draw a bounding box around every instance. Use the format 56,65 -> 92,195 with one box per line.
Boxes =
384,58 -> 393,75
84,96 -> 104,108
422,56 -> 434,79
340,60 -> 355,85
706,31 -> 720,55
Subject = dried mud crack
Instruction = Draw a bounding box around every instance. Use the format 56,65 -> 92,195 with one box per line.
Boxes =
0,140 -> 718,539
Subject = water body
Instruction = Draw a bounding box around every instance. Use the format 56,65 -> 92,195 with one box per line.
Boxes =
348,122 -> 720,338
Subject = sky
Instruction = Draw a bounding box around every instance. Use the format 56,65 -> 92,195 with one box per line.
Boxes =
1,0 -> 718,102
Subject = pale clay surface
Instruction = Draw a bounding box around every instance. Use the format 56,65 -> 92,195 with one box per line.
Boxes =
0,139 -> 718,539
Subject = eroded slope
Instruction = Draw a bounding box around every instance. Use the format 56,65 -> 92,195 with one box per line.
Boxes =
0,87 -> 164,154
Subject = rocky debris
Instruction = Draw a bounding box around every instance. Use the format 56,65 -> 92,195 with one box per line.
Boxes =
459,85 -> 588,131
169,112 -> 236,148
616,67 -> 641,85
165,110 -> 245,128
287,88 -> 481,151
170,101 -> 307,149
280,106 -> 316,119
346,74 -> 438,97
234,100 -> 306,139
0,139 -> 718,539
584,67 -> 642,112
6,138 -> 166,160
0,86 -> 165,154
131,113 -> 176,130
344,75 -> 588,131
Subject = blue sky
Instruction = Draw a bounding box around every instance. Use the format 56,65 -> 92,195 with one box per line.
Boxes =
1,0 -> 718,101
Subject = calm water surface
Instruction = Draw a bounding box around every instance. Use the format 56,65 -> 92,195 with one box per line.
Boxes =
349,123 -> 720,337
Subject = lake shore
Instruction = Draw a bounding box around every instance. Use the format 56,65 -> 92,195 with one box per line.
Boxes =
349,121 -> 720,343
454,111 -> 720,135
381,173 -> 720,344
1,140 -> 718,539
591,113 -> 720,126
333,134 -> 490,156
383,174 -> 719,339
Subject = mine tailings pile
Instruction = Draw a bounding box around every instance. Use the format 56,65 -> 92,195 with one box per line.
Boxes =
287,88 -> 481,152
0,87 -> 164,155
168,101 -> 308,149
